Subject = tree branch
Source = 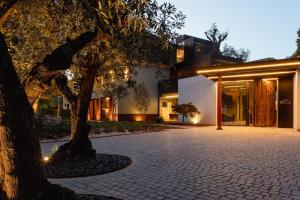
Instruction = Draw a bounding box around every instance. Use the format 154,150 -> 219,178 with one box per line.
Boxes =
42,29 -> 99,71
0,0 -> 17,20
53,75 -> 77,104
23,29 -> 103,105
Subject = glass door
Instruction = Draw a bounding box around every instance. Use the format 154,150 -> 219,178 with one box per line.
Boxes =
222,81 -> 251,126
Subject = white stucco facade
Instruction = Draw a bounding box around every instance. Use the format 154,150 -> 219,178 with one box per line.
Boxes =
62,66 -> 169,117
118,66 -> 169,115
294,67 -> 300,130
178,75 -> 217,125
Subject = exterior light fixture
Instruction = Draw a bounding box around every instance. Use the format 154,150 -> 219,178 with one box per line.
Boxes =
190,114 -> 201,124
43,156 -> 50,162
162,94 -> 179,99
208,71 -> 295,79
222,80 -> 254,83
262,78 -> 279,81
197,61 -> 300,74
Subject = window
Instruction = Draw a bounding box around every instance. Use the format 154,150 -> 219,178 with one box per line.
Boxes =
176,48 -> 184,63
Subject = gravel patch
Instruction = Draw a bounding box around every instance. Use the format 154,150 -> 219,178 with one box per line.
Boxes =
44,154 -> 132,178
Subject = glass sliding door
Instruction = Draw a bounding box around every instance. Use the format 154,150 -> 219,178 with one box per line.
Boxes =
222,81 -> 252,126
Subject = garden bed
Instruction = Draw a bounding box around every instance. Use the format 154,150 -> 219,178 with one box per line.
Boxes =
44,154 -> 132,178
38,120 -> 179,141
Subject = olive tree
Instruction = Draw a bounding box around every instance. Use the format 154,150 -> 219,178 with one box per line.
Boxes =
2,0 -> 185,164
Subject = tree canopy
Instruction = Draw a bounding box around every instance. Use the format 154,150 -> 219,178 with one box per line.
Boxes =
293,28 -> 300,57
205,23 -> 228,53
205,23 -> 250,62
222,44 -> 250,62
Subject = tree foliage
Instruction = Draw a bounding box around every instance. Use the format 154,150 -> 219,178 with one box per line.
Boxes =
3,1 -> 96,78
293,28 -> 300,57
172,103 -> 200,123
205,23 -> 228,53
205,23 -> 250,62
132,83 -> 150,114
222,44 -> 250,62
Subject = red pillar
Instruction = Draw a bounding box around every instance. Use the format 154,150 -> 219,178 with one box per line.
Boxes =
217,75 -> 223,130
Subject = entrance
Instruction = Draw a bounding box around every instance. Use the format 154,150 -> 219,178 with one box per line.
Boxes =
159,94 -> 179,122
222,79 -> 278,127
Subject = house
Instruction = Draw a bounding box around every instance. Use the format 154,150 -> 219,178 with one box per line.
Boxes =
158,35 -> 242,122
63,34 -> 300,130
159,35 -> 300,129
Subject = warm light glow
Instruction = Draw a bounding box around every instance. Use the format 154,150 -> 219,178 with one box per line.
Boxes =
197,61 -> 300,74
162,94 -> 179,99
208,71 -> 295,79
176,48 -> 184,63
262,78 -> 279,81
224,85 -> 246,89
190,114 -> 201,124
43,156 -> 49,162
134,115 -> 144,122
124,68 -> 129,80
222,80 -> 254,83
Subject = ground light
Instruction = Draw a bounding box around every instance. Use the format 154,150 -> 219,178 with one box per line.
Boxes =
43,156 -> 50,162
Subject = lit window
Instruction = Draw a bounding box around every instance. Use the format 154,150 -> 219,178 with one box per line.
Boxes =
176,48 -> 184,63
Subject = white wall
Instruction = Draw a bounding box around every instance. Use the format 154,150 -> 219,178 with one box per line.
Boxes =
178,75 -> 217,125
294,68 -> 300,130
118,67 -> 169,114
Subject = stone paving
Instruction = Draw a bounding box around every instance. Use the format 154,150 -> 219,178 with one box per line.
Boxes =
42,126 -> 300,200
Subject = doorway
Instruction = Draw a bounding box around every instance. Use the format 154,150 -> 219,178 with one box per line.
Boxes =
222,79 -> 278,127
222,81 -> 249,126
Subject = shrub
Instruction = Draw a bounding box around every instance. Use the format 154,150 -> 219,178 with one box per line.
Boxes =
172,103 -> 200,123
155,117 -> 164,124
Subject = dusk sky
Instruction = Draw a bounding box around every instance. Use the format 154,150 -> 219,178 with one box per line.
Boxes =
157,0 -> 300,61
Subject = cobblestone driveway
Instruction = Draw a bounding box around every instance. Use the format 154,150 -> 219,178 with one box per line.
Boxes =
42,127 -> 300,200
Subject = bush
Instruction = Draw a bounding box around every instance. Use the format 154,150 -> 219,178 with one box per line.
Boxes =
35,115 -> 70,139
155,117 -> 164,124
60,109 -> 71,120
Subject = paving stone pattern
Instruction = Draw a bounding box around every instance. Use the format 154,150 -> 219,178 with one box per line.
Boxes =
42,127 -> 300,200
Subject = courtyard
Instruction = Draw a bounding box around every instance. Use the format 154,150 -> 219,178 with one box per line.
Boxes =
42,127 -> 300,200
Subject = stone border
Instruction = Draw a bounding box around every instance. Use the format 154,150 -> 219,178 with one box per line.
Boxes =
40,126 -> 182,144
44,154 -> 132,179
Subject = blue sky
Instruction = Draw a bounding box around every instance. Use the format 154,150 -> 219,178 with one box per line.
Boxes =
157,0 -> 300,61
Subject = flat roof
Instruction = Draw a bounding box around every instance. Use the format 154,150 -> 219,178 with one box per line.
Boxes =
196,57 -> 300,79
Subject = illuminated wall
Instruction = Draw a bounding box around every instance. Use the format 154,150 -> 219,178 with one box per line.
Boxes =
178,75 -> 217,125
294,68 -> 300,130
118,67 -> 170,115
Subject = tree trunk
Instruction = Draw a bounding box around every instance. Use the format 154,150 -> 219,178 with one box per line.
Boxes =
0,32 -> 46,199
51,66 -> 98,162
0,32 -> 79,200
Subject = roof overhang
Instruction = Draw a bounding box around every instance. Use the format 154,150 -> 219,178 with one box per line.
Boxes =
196,57 -> 300,81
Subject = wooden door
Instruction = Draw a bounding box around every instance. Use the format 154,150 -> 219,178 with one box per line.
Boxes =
254,79 -> 277,127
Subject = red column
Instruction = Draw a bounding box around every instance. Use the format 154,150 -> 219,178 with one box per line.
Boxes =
217,75 -> 223,130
